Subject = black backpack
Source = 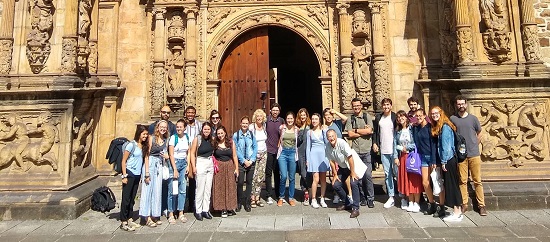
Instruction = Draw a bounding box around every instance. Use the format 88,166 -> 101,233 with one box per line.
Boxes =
91,186 -> 116,213
454,130 -> 467,163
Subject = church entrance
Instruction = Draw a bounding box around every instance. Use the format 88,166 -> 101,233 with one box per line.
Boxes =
219,26 -> 322,132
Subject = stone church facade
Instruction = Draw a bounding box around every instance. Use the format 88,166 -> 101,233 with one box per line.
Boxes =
0,0 -> 549,218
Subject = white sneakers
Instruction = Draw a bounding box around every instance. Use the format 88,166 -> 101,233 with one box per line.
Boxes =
267,197 -> 274,205
443,213 -> 464,222
311,198 -> 320,209
383,197 -> 395,208
319,198 -> 328,208
401,199 -> 408,210
406,202 -> 420,213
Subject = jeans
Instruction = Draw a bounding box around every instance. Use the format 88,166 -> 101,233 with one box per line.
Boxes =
278,148 -> 296,199
458,156 -> 485,207
358,153 -> 374,201
381,153 -> 398,197
120,170 -> 140,222
333,167 -> 360,210
238,163 -> 255,204
265,152 -> 280,199
168,158 -> 187,212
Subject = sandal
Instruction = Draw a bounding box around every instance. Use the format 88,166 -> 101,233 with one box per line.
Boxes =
146,219 -> 157,228
251,199 -> 257,208
257,200 -> 264,207
179,215 -> 188,223
168,216 -> 176,224
155,220 -> 163,225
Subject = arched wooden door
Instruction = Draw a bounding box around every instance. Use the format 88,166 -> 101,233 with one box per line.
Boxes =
219,28 -> 270,133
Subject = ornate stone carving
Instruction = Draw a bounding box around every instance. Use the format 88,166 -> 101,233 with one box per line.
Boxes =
0,112 -> 59,172
196,9 -> 205,115
456,27 -> 474,63
151,66 -> 165,113
521,24 -> 541,62
77,0 -> 92,71
352,10 -> 369,38
88,40 -> 98,73
166,45 -> 185,93
301,5 -> 328,29
372,58 -> 389,108
168,11 -> 185,43
207,8 -> 236,34
351,41 -> 372,104
184,62 -> 197,107
61,37 -> 78,73
479,100 -> 548,167
207,11 -> 331,79
439,0 -> 457,65
340,58 -> 354,111
479,0 -> 512,63
26,0 -> 55,74
72,115 -> 94,167
0,39 -> 13,74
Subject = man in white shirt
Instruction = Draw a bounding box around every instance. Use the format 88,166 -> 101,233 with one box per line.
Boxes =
183,106 -> 202,213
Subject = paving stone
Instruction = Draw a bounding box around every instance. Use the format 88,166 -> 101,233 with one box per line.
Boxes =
158,232 -> 189,241
367,239 -> 414,242
423,227 -> 469,238
397,228 -> 431,239
217,217 -> 249,231
506,225 -> 550,238
444,238 -> 489,242
444,215 -> 477,227
496,196 -> 547,211
212,231 -> 286,242
59,219 -> 107,235
358,212 -> 390,228
329,213 -> 360,229
133,221 -> 169,234
462,227 -> 515,238
408,212 -> 447,228
20,234 -> 63,242
3,220 -> 45,236
383,210 -> 418,228
302,214 -> 330,229
56,234 -> 114,242
274,215 -> 302,231
486,238 -> 539,242
246,215 -> 275,231
184,231 -> 213,242
163,219 -> 194,233
0,234 -> 26,242
109,233 -> 162,242
0,220 -> 22,233
536,237 -> 550,242
517,210 -> 550,225
287,228 -> 366,241
188,217 -> 222,232
364,228 -> 402,240
410,239 -> 445,242
491,211 -> 535,226
466,212 -> 506,227
29,220 -> 71,235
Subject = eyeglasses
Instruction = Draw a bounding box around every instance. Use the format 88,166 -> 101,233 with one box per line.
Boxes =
211,117 -> 220,120
161,111 -> 170,114
430,112 -> 440,115
352,105 -> 362,107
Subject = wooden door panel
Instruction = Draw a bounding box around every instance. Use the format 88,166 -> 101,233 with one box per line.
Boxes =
219,28 -> 269,133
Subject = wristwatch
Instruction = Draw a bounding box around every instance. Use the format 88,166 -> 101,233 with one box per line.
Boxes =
121,174 -> 128,179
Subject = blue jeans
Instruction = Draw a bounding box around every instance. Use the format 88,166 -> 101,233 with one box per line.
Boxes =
381,154 -> 398,197
167,158 -> 187,212
333,167 -> 360,210
278,148 -> 296,199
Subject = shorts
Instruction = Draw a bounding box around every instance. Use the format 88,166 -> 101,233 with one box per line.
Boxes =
421,154 -> 431,167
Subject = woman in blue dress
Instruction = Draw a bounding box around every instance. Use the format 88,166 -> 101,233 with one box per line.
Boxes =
306,113 -> 330,209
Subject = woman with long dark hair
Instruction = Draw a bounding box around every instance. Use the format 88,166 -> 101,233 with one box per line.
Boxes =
296,108 -> 311,205
189,122 -> 215,221
306,113 -> 330,209
209,110 -> 222,136
119,125 -> 149,231
212,125 -> 239,218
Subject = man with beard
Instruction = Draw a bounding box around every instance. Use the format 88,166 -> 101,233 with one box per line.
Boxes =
450,96 -> 486,216
149,106 -> 176,136
184,106 -> 202,213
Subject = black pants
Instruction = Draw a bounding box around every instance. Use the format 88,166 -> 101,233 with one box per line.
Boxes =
120,174 -> 140,222
297,159 -> 312,191
238,164 -> 255,204
358,153 -> 375,201
187,177 -> 196,212
443,156 -> 463,207
333,167 -> 361,210
265,152 -> 280,199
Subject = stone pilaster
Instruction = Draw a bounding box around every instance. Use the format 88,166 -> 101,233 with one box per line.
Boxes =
61,0 -> 79,73
151,8 -> 167,116
88,0 -> 99,74
184,7 -> 198,108
454,0 -> 474,64
96,95 -> 118,173
0,0 -> 16,75
369,2 -> 390,111
337,2 -> 354,113
519,0 -> 542,62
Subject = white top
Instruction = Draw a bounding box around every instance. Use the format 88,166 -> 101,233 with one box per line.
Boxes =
398,128 -> 411,147
379,115 -> 394,155
169,134 -> 190,159
249,123 -> 267,152
184,120 -> 201,141
325,138 -> 367,179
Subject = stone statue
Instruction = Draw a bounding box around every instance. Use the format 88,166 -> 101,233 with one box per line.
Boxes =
351,42 -> 372,101
517,103 -> 547,140
72,115 -> 94,167
492,100 -> 525,126
78,0 -> 92,37
0,114 -> 31,171
352,10 -> 369,38
26,112 -> 59,170
480,0 -> 507,32
166,46 -> 185,93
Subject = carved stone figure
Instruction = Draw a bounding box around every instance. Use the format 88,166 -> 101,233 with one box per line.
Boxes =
88,41 -> 98,73
351,42 -> 372,103
480,0 -> 507,31
166,46 -> 185,93
517,103 -> 547,140
77,0 -> 92,70
479,0 -> 512,62
522,25 -> 542,62
480,103 -> 506,139
352,10 -> 369,38
61,37 -> 77,73
527,141 -> 545,160
492,100 -> 525,126
208,8 -> 234,33
0,39 -> 13,74
25,111 -> 59,170
305,5 -> 328,29
26,0 -> 54,74
72,115 -> 94,167
0,114 -> 31,171
168,11 -> 185,43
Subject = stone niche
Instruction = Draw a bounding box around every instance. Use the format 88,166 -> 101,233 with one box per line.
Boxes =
0,77 -> 123,220
420,78 -> 550,181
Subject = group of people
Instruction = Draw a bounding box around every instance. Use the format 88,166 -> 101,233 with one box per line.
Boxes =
117,95 -> 488,231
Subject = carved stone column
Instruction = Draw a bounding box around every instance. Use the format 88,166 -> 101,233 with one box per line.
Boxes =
88,0 -> 99,73
454,0 -> 474,64
77,0 -> 93,72
337,2 -> 354,113
519,0 -> 542,62
184,7 -> 198,108
0,0 -> 16,75
61,0 -> 79,73
151,8 -> 167,116
369,2 -> 390,111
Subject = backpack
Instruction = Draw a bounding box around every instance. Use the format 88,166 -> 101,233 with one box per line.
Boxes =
454,130 -> 467,163
106,137 -> 136,174
351,112 -> 371,129
91,186 -> 116,213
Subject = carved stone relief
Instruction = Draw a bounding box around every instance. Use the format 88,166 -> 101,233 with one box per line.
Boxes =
168,11 -> 185,43
88,41 -> 98,73
479,100 -> 549,167
0,112 -> 59,172
77,0 -> 92,71
207,7 -> 236,34
26,0 -> 55,74
522,24 -> 542,62
61,37 -> 78,73
340,59 -> 354,112
479,0 -> 512,63
352,10 -> 368,38
0,39 -> 13,74
301,5 -> 329,30
439,0 -> 458,65
72,113 -> 95,168
351,39 -> 373,105
151,66 -> 165,113
166,45 -> 185,93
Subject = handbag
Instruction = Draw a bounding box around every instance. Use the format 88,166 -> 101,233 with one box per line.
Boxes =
431,167 -> 443,196
162,160 -> 170,180
405,148 -> 422,175
212,155 -> 220,174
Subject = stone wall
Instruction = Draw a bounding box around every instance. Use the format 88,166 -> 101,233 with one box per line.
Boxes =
535,0 -> 550,66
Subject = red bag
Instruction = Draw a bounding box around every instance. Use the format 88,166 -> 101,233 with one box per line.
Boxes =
212,155 -> 220,174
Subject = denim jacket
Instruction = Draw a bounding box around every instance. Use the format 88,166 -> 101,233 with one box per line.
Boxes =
233,129 -> 258,165
392,126 -> 416,160
437,124 -> 455,164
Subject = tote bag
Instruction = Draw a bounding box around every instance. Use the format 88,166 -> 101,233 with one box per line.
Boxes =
405,148 -> 422,175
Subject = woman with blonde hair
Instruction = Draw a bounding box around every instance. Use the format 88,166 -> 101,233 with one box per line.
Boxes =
296,108 -> 312,205
306,113 -> 330,208
140,120 -> 170,227
249,109 -> 268,207
429,106 -> 463,222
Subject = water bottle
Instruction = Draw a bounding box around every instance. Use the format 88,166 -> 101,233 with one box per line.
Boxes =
172,178 -> 178,195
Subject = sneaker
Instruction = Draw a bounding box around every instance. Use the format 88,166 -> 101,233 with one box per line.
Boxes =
332,194 -> 340,204
424,202 -> 437,215
411,203 -> 421,213
267,197 -> 274,205
406,202 -> 414,212
311,198 -> 320,209
120,223 -> 135,232
289,199 -> 296,207
304,192 -> 310,206
479,206 -> 488,216
383,197 -> 395,208
443,213 -> 463,222
433,205 -> 446,218
360,198 -> 367,206
277,199 -> 284,207
221,210 -> 228,218
367,200 -> 375,208
401,199 -> 409,210
128,219 -> 141,228
319,198 -> 328,208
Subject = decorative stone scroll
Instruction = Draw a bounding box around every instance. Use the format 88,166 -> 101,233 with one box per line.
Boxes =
479,0 -> 512,63
479,100 -> 549,167
0,39 -> 13,74
207,8 -> 236,34
61,37 -> 78,73
26,0 -> 55,74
